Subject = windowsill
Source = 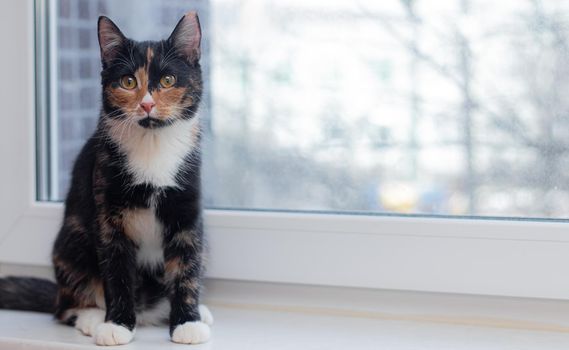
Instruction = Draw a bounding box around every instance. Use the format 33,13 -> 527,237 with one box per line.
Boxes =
0,279 -> 568,349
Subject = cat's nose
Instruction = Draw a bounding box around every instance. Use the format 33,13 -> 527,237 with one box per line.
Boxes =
140,102 -> 155,114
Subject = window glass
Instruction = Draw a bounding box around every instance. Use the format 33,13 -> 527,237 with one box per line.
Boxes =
49,0 -> 569,219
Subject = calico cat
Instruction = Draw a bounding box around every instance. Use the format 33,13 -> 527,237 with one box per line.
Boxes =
0,12 -> 212,346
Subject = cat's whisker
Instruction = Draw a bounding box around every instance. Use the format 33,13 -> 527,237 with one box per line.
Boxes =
128,45 -> 135,67
115,51 -> 136,71
159,46 -> 178,69
116,118 -> 135,148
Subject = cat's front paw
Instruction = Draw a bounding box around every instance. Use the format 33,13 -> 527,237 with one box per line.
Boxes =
94,323 -> 135,346
199,304 -> 214,326
75,308 -> 106,336
171,321 -> 211,344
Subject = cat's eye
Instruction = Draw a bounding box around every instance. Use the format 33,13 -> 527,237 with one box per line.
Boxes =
160,75 -> 176,88
120,75 -> 137,90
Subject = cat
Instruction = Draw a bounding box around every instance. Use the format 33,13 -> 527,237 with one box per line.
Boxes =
0,11 -> 212,346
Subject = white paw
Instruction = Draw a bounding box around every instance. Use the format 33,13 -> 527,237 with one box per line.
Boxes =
75,308 -> 106,336
171,321 -> 211,344
94,323 -> 134,346
199,304 -> 214,326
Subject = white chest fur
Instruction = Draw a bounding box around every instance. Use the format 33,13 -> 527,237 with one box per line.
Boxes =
107,117 -> 200,187
123,207 -> 164,267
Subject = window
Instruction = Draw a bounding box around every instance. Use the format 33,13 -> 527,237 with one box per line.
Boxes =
1,0 -> 569,300
41,0 -> 569,219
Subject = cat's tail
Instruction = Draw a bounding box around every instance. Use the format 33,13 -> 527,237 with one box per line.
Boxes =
0,276 -> 57,313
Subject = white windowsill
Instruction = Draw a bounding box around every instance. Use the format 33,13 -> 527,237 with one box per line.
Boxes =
0,279 -> 568,349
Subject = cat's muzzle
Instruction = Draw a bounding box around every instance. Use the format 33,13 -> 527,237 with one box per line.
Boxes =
138,117 -> 169,129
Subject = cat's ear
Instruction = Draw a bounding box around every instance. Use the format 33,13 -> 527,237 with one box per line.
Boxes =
98,16 -> 126,65
168,11 -> 202,63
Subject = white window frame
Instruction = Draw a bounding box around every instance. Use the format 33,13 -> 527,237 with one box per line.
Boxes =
2,0 -> 569,300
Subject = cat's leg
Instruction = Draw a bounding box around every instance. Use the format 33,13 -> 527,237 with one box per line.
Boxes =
53,216 -> 107,335
53,253 -> 107,337
93,208 -> 138,346
162,220 -> 210,344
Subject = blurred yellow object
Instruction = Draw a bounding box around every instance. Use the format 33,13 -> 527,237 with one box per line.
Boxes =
380,183 -> 418,213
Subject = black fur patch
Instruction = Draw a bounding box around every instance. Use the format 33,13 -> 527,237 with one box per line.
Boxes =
0,277 -> 57,313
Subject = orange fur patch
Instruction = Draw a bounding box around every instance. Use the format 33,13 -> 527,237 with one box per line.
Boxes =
164,256 -> 184,282
170,230 -> 198,248
122,208 -> 150,242
105,67 -> 149,113
146,47 -> 154,65
153,87 -> 190,119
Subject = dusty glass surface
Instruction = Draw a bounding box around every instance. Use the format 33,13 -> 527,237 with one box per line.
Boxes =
49,0 -> 569,219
